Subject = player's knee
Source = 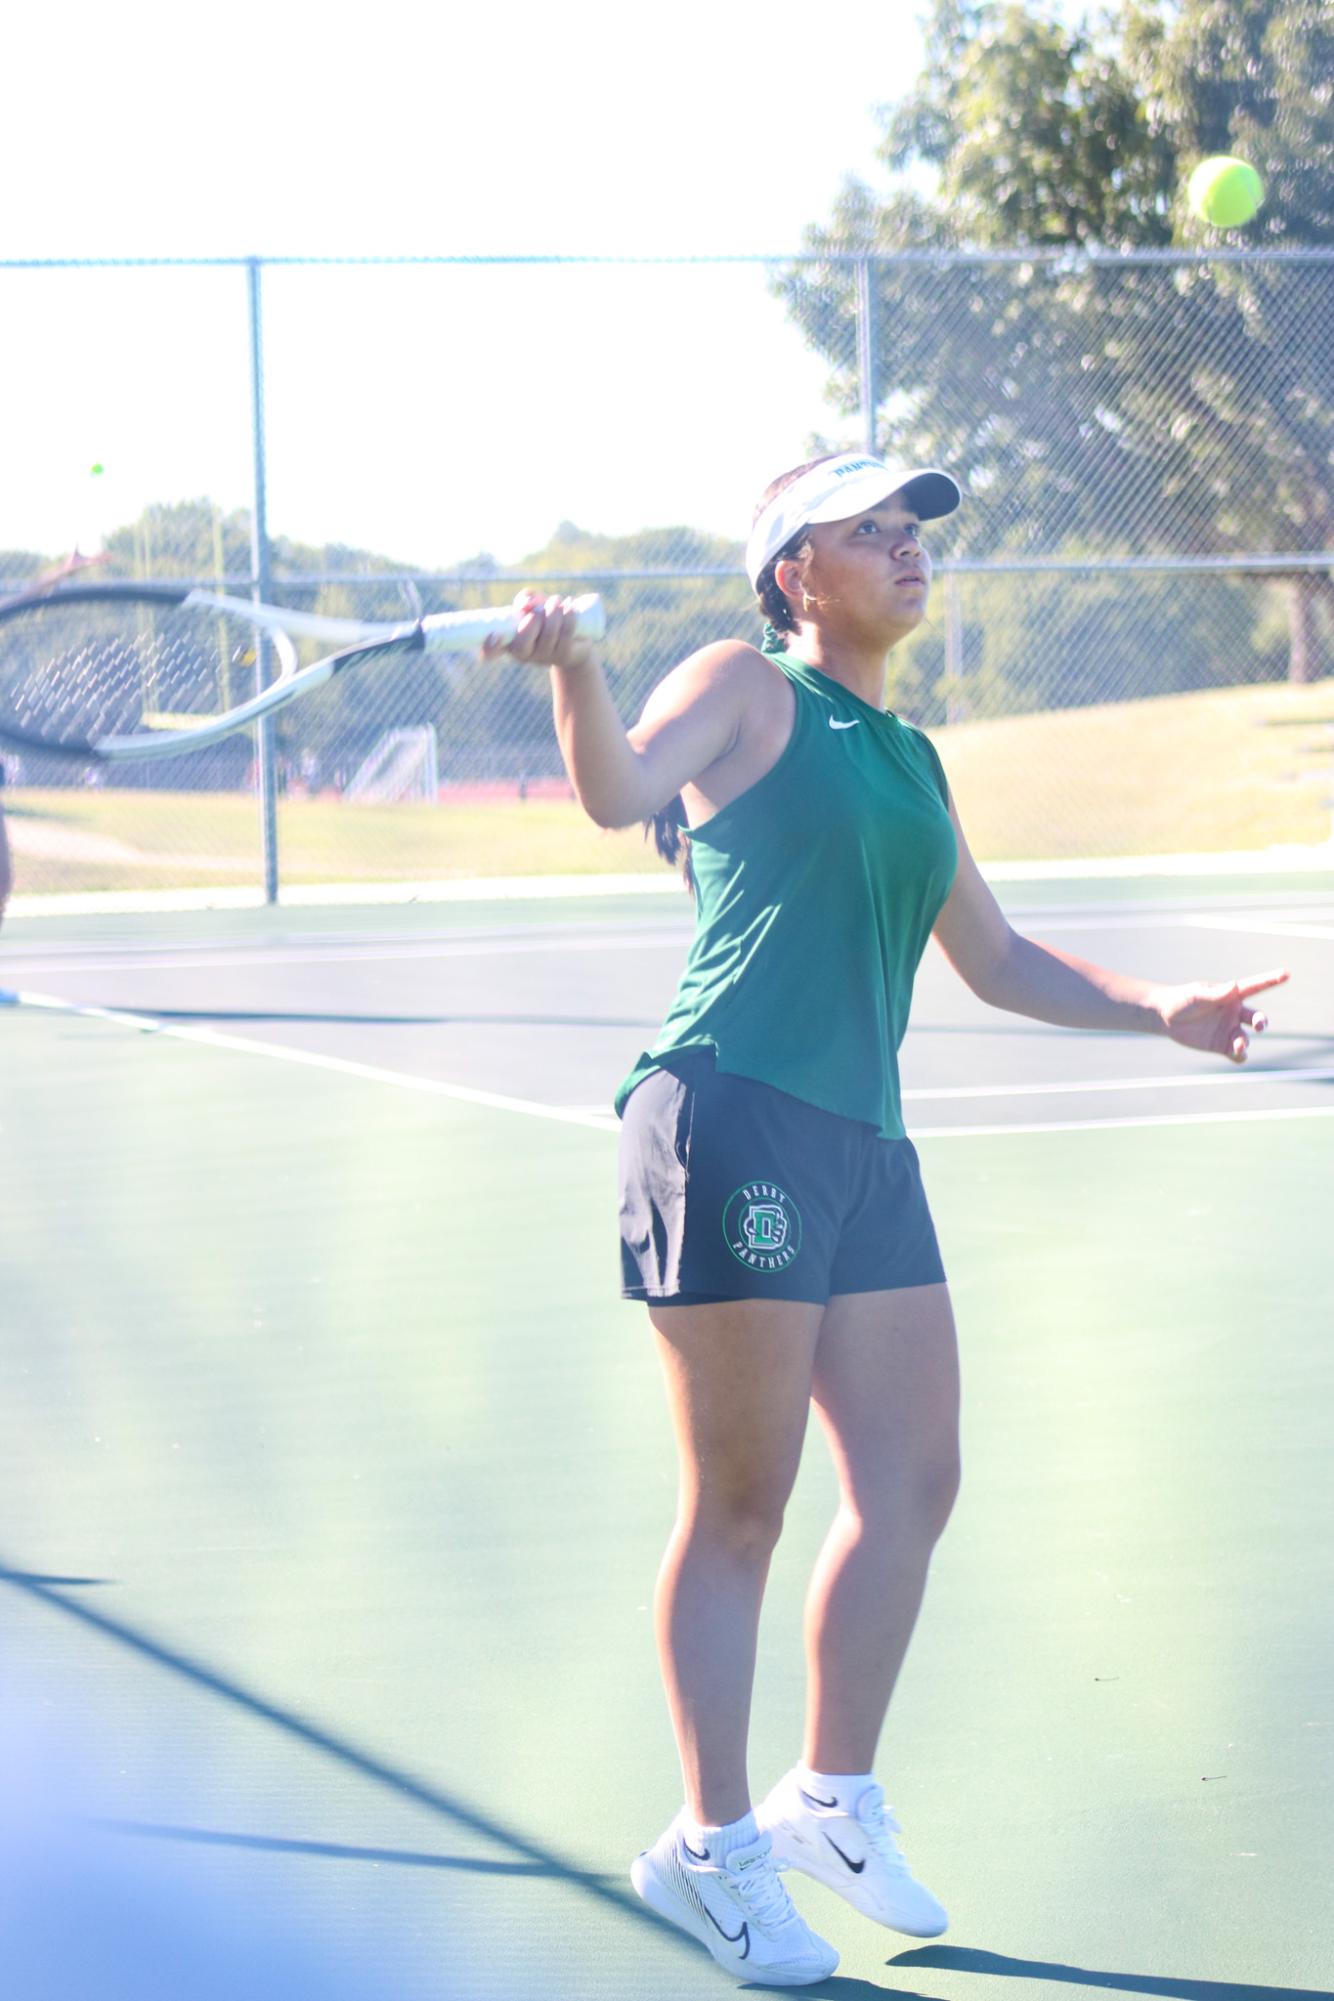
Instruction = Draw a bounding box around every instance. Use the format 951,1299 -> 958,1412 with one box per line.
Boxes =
917,1447 -> 962,1540
851,1444 -> 961,1544
687,1474 -> 792,1563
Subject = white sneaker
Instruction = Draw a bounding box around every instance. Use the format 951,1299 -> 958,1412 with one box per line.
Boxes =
757,1771 -> 948,1937
630,1814 -> 839,1986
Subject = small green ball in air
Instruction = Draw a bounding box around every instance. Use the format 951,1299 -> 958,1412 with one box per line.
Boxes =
1187,156 -> 1264,228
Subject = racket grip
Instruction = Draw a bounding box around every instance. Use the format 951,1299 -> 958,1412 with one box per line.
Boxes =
494,592 -> 607,643
566,592 -> 606,642
420,592 -> 606,655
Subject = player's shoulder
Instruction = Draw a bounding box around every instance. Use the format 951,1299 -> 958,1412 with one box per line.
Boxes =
661,637 -> 787,704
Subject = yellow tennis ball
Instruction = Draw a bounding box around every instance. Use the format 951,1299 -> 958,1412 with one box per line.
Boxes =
1187,155 -> 1264,227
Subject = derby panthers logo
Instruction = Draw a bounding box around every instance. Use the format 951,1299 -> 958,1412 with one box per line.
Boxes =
722,1181 -> 803,1272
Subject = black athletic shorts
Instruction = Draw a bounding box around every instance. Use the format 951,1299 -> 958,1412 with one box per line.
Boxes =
618,1052 -> 945,1306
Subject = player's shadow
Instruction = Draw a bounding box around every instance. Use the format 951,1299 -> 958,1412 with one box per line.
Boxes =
894,1945 -> 1334,2001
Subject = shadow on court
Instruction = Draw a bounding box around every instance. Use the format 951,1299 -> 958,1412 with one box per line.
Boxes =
0,1562 -> 694,1957
98,1820 -> 595,1878
4,998 -> 663,1030
895,1948 -> 1334,2001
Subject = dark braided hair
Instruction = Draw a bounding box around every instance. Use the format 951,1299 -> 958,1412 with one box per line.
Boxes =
645,454 -> 842,890
753,530 -> 812,650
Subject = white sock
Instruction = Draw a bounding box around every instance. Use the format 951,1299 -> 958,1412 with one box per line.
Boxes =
796,1764 -> 875,1812
681,1807 -> 759,1862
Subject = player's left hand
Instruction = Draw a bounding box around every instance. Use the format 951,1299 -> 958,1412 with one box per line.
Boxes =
1156,967 -> 1290,1064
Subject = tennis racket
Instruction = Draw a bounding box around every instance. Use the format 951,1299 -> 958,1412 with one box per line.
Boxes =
0,582 -> 605,762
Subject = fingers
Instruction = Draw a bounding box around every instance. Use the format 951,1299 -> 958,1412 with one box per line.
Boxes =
482,590 -> 590,669
1236,968 -> 1291,999
1233,968 -> 1289,1051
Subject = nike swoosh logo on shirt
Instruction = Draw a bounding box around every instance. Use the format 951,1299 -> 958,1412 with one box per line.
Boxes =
824,1834 -> 867,1874
829,718 -> 860,730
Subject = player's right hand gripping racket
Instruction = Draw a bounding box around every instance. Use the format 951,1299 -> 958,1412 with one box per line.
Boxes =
0,582 -> 605,762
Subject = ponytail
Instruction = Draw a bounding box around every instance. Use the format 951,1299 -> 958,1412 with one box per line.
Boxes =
645,797 -> 696,897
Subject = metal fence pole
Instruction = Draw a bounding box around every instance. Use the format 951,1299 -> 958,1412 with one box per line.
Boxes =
943,569 -> 966,723
856,257 -> 878,456
246,256 -> 279,903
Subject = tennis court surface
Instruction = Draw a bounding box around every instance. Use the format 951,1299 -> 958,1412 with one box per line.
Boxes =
3,875 -> 1332,2000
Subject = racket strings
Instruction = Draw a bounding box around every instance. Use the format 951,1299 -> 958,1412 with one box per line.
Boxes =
0,603 -> 259,749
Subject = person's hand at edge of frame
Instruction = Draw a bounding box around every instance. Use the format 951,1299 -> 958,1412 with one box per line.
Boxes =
0,548 -> 108,613
481,590 -> 599,674
1156,967 -> 1291,1065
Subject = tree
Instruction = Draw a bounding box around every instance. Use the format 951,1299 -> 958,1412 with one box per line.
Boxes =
778,0 -> 1334,688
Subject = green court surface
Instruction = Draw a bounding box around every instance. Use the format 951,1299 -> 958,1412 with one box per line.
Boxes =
2,881 -> 1332,2000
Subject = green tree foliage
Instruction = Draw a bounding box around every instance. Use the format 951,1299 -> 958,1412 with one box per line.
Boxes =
779,0 -> 1334,699
417,521 -> 751,783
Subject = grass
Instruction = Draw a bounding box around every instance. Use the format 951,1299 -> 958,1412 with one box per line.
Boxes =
6,676 -> 1332,898
941,675 -> 1334,861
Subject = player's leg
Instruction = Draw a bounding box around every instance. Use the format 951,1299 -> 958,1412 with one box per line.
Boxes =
618,1056 -> 845,1823
622,1057 -> 846,1979
648,1295 -> 824,1827
802,1279 -> 961,1771
758,1278 -> 959,1937
634,1296 -> 839,1986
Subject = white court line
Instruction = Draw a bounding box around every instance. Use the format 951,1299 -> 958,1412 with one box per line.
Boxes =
2,990 -> 616,1133
9,903 -> 1330,982
904,1065 -> 1334,1101
7,986 -> 1333,1140
913,1105 -> 1334,1138
1185,914 -> 1334,944
8,839 -> 1334,920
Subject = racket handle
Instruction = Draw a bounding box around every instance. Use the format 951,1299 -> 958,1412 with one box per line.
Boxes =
419,592 -> 606,655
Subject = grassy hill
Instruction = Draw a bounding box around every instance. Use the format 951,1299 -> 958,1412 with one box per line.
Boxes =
6,676 -> 1332,899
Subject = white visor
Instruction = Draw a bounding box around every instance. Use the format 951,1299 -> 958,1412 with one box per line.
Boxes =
745,453 -> 962,588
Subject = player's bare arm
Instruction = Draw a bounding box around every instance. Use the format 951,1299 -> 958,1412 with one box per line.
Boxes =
932,786 -> 1289,1062
498,592 -> 778,829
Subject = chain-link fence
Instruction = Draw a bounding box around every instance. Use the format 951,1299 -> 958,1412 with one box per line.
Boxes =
2,253 -> 1331,902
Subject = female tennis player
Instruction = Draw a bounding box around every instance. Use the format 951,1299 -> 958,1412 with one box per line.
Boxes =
492,453 -> 1288,1986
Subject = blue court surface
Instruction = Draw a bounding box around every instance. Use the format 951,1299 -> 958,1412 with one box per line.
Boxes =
3,878 -> 1332,2000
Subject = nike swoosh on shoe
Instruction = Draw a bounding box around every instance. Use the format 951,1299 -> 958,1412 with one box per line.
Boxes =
703,1908 -> 750,1955
824,1835 -> 867,1875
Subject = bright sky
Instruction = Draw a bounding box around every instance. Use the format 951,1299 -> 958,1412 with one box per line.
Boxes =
0,0 -> 928,571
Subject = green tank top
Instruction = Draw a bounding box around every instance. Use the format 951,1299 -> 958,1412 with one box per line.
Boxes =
614,647 -> 959,1139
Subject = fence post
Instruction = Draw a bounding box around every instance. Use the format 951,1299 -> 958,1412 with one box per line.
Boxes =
246,256 -> 279,904
856,257 -> 878,455
943,570 -> 966,723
